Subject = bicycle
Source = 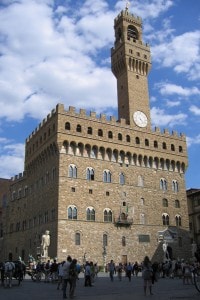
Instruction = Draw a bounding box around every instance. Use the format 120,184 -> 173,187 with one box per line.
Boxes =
193,265 -> 200,292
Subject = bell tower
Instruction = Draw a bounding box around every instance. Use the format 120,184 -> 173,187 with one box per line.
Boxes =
111,5 -> 151,129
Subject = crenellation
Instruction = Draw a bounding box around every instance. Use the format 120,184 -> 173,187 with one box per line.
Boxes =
90,111 -> 96,118
80,108 -> 86,116
69,106 -> 76,113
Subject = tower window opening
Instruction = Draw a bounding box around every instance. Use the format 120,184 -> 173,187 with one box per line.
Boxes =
127,25 -> 138,40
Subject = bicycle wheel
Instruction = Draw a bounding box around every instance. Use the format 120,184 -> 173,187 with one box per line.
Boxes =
194,268 -> 200,292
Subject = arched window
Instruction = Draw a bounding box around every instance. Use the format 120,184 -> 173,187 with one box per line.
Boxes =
145,139 -> 149,146
127,25 -> 138,40
122,236 -> 126,246
135,137 -> 140,144
75,232 -> 80,245
103,233 -> 108,246
76,124 -> 82,132
86,168 -> 94,181
103,170 -> 111,183
175,215 -> 181,227
160,178 -> 167,191
68,165 -> 77,178
86,207 -> 95,221
162,142 -> 167,149
118,133 -> 122,141
162,213 -> 169,225
65,122 -> 70,130
119,173 -> 125,185
154,141 -> 158,148
172,180 -> 179,192
171,144 -> 175,151
68,206 -> 77,220
162,198 -> 168,207
98,129 -> 103,137
108,131 -> 113,139
126,135 -> 130,142
104,209 -> 112,222
179,146 -> 183,153
175,199 -> 180,208
87,127 -> 92,134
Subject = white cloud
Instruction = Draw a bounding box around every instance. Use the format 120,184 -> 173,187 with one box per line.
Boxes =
151,107 -> 187,128
189,105 -> 200,116
155,82 -> 200,97
187,134 -> 200,147
0,141 -> 25,178
152,31 -> 200,80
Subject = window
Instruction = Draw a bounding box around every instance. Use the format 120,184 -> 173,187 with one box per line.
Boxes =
160,178 -> 167,191
127,25 -> 138,40
154,141 -> 158,148
162,198 -> 168,207
135,137 -> 140,144
122,236 -> 126,246
106,191 -> 110,196
86,207 -> 95,221
175,200 -> 180,208
68,206 -> 77,220
65,122 -> 70,130
118,133 -> 122,141
103,170 -> 111,183
179,146 -> 183,153
145,139 -> 149,146
140,198 -> 145,205
76,124 -> 81,132
126,135 -> 130,142
171,144 -> 175,151
108,131 -> 113,139
172,180 -> 179,192
86,168 -> 94,181
68,165 -> 77,178
162,213 -> 169,226
119,173 -> 125,185
162,142 -> 167,149
104,209 -> 112,222
175,215 -> 181,227
98,129 -> 103,137
138,235 -> 150,243
75,232 -> 80,245
87,127 -> 92,134
103,234 -> 108,247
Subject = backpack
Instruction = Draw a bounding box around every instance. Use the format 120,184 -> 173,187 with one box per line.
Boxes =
69,266 -> 76,279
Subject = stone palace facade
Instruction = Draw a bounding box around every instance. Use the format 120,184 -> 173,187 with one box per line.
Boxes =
0,7 -> 191,265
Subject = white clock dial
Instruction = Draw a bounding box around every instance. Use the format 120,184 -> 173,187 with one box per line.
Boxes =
133,111 -> 148,127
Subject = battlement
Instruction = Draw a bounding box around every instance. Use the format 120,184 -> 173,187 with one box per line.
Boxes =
114,9 -> 142,25
11,171 -> 26,182
25,103 -> 186,144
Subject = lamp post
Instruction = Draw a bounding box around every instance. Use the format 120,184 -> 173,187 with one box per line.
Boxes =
102,246 -> 107,272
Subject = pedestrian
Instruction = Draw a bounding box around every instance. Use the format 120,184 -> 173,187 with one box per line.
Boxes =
84,261 -> 92,287
57,261 -> 65,290
126,262 -> 132,282
62,255 -> 72,299
69,258 -> 78,299
108,260 -> 115,282
117,263 -> 123,281
142,256 -> 153,296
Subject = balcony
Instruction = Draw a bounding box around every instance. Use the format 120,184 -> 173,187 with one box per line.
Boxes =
114,213 -> 133,227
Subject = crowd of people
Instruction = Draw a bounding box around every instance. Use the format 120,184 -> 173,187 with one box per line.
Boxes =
1,254 -> 199,297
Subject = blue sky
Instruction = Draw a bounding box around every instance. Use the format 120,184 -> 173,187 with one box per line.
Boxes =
0,0 -> 200,189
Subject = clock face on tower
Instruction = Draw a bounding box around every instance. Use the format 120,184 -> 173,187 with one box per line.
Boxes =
133,111 -> 148,127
